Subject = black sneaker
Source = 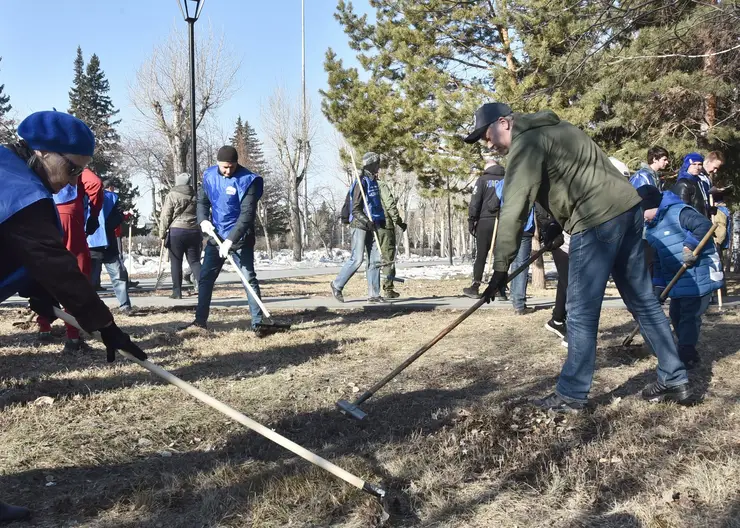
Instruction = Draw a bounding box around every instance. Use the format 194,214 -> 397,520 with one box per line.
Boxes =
253,322 -> 291,338
545,319 -> 567,339
330,282 -> 344,303
531,392 -> 585,414
384,290 -> 401,299
514,307 -> 535,315
641,382 -> 693,404
0,501 -> 31,522
178,320 -> 208,332
62,339 -> 92,355
169,292 -> 182,300
367,296 -> 387,303
38,331 -> 54,344
462,282 -> 481,299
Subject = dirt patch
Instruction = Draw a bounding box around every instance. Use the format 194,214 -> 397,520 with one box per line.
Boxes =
1,302 -> 739,527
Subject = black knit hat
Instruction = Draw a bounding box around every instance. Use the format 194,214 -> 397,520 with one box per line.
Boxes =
217,145 -> 238,163
637,185 -> 662,210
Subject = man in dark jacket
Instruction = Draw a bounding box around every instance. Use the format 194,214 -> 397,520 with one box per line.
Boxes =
464,102 -> 690,412
0,111 -> 146,522
180,146 -> 282,337
330,152 -> 385,303
463,159 -> 507,299
671,153 -> 708,217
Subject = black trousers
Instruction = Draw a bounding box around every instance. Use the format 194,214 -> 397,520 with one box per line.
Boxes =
472,217 -> 496,283
168,228 -> 203,295
551,247 -> 569,322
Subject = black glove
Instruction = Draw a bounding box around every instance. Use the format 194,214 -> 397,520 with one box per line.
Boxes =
365,219 -> 375,232
653,285 -> 666,304
85,215 -> 100,236
708,206 -> 718,216
397,221 -> 408,232
99,322 -> 148,363
481,270 -> 508,303
468,219 -> 477,236
682,247 -> 698,268
541,220 -> 564,249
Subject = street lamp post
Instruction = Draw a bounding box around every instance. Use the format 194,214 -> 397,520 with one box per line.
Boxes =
177,0 -> 206,196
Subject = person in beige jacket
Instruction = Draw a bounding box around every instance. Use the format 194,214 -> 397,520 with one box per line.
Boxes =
160,173 -> 202,298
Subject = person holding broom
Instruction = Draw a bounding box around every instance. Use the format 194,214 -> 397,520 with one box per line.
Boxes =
464,102 -> 691,412
0,110 -> 147,522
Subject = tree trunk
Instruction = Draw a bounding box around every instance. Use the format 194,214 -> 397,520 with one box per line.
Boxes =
430,207 -> 436,258
290,182 -> 303,260
531,223 -> 546,289
257,202 -> 273,259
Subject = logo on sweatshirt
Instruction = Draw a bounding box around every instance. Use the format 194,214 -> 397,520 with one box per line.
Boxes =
226,186 -> 237,196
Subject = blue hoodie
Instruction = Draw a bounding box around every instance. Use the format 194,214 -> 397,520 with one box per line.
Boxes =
645,191 -> 723,298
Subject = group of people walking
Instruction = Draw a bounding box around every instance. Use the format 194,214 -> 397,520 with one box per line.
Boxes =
0,102 -> 733,521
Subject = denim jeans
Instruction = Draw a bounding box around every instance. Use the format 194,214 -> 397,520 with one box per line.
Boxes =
669,294 -> 711,362
556,205 -> 687,402
195,238 -> 263,328
509,235 -> 533,311
333,227 -> 381,297
92,256 -> 131,308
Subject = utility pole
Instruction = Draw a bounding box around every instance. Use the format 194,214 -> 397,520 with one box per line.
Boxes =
301,0 -> 309,251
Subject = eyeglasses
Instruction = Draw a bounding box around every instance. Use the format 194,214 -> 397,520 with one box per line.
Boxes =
58,154 -> 85,179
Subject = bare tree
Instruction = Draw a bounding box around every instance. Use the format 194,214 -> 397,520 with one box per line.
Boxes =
261,87 -> 316,262
129,23 -> 239,175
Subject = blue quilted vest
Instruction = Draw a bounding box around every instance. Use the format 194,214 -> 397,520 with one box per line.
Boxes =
0,146 -> 56,301
86,190 -> 118,249
349,174 -> 385,223
203,165 -> 263,239
645,197 -> 723,298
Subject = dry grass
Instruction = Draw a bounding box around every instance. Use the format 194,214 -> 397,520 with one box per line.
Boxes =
2,277 -> 740,527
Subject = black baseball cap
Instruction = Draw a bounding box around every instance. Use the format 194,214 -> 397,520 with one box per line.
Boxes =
463,102 -> 513,144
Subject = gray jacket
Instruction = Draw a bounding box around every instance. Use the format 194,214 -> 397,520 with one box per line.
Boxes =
160,184 -> 198,235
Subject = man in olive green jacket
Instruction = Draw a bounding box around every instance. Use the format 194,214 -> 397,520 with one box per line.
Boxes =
377,178 -> 407,298
464,103 -> 690,412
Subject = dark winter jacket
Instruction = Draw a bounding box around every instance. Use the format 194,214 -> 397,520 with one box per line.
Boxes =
468,164 -> 505,221
671,177 -> 707,218
493,110 -> 641,273
348,171 -> 385,231
160,184 -> 198,233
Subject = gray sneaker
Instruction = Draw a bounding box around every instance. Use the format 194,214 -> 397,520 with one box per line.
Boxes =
531,392 -> 585,414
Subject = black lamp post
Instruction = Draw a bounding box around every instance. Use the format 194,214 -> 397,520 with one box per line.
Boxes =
177,0 -> 205,196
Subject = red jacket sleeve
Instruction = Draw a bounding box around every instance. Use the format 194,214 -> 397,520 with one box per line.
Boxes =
81,169 -> 104,217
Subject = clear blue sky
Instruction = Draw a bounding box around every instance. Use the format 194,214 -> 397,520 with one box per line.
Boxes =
0,0 -> 371,218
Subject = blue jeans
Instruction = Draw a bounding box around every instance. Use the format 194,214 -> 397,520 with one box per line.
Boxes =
669,294 -> 711,362
92,257 -> 131,308
195,239 -> 263,328
509,235 -> 533,311
557,205 -> 687,402
333,227 -> 381,297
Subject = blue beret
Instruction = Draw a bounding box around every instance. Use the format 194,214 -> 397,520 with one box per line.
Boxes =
18,111 -> 95,156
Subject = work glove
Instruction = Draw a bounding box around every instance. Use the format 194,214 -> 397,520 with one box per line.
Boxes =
364,219 -> 375,232
481,270 -> 508,304
219,239 -> 233,259
99,322 -> 148,363
200,220 -> 215,236
85,215 -> 100,236
682,247 -> 698,268
653,285 -> 666,304
541,220 -> 564,249
707,206 -> 718,217
397,221 -> 408,232
468,219 -> 477,236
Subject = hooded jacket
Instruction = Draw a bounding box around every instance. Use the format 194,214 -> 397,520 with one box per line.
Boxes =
671,155 -> 709,217
645,191 -> 723,298
468,164 -> 505,221
160,184 -> 198,233
493,111 -> 641,272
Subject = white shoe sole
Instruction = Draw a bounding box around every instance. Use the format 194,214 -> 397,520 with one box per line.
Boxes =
544,321 -> 566,340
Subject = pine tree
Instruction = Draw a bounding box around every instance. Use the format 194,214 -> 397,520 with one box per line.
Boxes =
68,47 -> 89,121
0,57 -> 14,144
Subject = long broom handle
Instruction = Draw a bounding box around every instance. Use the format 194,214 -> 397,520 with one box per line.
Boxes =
155,238 -> 166,291
51,307 -> 384,498
127,223 -> 133,274
353,246 -> 548,406
485,217 -> 499,277
709,195 -> 723,310
201,226 -> 271,319
623,223 -> 718,346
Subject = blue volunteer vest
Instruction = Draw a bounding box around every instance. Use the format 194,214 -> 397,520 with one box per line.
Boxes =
203,165 -> 263,239
86,190 -> 118,249
54,183 -> 78,205
349,174 -> 385,223
645,202 -> 723,298
0,146 -> 56,301
717,205 -> 731,250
